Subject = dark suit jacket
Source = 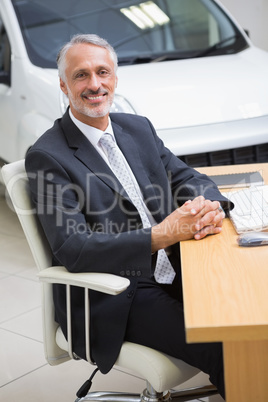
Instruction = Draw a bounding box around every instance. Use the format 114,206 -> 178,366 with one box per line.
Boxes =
25,110 -> 230,373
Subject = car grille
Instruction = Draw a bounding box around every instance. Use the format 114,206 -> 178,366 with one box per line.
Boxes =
179,142 -> 268,167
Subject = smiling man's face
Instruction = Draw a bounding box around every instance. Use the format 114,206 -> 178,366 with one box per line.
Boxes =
60,43 -> 118,130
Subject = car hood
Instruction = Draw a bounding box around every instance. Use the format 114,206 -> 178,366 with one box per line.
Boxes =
116,46 -> 268,130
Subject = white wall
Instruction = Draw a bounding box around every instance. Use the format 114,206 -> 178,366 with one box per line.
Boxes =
219,0 -> 268,52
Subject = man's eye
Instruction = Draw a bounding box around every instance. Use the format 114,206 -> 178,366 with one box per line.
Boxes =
75,73 -> 86,79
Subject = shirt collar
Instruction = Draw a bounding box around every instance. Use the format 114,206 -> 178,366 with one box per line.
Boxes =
69,109 -> 115,147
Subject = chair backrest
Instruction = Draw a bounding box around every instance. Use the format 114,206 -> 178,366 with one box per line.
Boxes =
2,159 -> 52,271
1,160 -> 70,365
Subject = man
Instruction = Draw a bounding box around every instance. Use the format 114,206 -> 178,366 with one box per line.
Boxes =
26,34 -> 230,399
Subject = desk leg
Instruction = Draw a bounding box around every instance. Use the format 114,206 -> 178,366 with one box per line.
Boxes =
223,340 -> 268,401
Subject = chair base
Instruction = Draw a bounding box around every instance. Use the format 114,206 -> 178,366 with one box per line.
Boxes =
75,384 -> 218,401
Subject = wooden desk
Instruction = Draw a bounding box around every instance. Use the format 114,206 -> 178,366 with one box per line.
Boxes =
180,163 -> 268,401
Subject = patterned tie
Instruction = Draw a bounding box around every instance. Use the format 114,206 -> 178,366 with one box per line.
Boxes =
99,133 -> 175,284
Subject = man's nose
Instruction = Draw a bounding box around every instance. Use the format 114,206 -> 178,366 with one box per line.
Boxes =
89,73 -> 101,90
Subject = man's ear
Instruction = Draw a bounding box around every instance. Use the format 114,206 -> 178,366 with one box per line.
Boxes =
60,78 -> 68,95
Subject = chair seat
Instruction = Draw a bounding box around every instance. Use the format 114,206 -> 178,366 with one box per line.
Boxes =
56,326 -> 200,392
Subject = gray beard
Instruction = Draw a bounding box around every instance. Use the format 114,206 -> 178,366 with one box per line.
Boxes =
68,88 -> 114,119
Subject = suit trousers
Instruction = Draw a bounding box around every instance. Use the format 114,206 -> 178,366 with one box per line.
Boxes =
124,277 -> 225,400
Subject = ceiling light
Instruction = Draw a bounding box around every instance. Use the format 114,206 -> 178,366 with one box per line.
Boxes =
120,2 -> 170,30
140,2 -> 170,25
120,8 -> 147,29
130,5 -> 155,28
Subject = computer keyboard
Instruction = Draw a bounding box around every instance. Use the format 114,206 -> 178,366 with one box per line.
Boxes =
222,185 -> 268,233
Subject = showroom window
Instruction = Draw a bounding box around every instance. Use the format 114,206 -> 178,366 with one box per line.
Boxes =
0,16 -> 11,84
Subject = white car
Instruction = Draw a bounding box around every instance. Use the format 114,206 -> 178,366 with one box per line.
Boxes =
0,0 -> 267,167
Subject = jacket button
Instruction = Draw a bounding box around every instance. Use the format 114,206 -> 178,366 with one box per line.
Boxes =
120,271 -> 125,276
131,270 -> 136,277
126,270 -> 131,276
127,290 -> 134,298
137,270 -> 142,277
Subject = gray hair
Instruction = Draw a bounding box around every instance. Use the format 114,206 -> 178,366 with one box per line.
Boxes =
57,34 -> 118,80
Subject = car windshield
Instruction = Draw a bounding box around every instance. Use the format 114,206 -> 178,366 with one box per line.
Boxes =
12,0 -> 248,68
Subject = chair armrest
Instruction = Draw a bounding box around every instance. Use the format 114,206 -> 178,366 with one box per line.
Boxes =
38,266 -> 130,295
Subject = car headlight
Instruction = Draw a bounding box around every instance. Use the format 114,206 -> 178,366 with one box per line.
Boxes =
110,94 -> 136,114
59,91 -> 69,115
59,92 -> 136,115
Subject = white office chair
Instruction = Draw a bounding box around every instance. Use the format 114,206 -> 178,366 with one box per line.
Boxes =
1,159 -> 218,402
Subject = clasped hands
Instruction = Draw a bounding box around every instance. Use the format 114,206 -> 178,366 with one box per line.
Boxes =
151,196 -> 225,252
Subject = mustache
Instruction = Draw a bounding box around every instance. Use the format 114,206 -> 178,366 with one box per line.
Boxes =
81,89 -> 108,96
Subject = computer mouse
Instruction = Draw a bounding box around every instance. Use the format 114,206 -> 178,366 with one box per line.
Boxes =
237,231 -> 268,247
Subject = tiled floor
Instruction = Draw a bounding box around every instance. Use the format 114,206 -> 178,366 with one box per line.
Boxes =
0,181 -> 224,402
